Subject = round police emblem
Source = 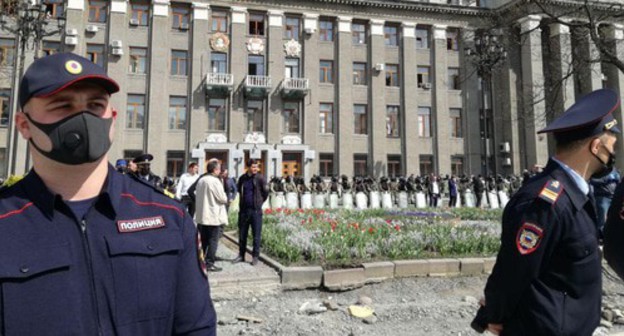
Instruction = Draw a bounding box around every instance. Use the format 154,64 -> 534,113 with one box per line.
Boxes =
65,60 -> 83,75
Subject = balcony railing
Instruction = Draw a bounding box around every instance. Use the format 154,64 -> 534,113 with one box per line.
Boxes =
205,73 -> 233,86
280,77 -> 309,99
282,77 -> 309,91
245,75 -> 272,89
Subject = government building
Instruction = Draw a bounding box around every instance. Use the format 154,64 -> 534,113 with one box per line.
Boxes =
1,0 -> 623,181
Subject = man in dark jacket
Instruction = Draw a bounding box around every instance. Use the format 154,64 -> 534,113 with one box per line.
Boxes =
234,159 -> 269,266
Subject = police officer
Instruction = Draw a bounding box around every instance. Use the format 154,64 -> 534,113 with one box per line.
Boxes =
133,153 -> 163,189
473,88 -> 619,335
0,53 -> 216,334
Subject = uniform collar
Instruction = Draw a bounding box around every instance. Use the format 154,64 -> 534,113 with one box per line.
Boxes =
546,158 -> 590,211
551,157 -> 590,195
23,165 -> 120,220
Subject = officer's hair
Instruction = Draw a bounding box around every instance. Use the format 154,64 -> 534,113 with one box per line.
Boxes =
207,160 -> 220,174
555,132 -> 609,153
188,162 -> 198,169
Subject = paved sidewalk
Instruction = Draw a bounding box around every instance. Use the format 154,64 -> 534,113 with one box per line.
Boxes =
207,236 -> 281,300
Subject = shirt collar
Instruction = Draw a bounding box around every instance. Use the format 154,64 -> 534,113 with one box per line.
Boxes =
551,157 -> 590,195
23,165 -> 120,220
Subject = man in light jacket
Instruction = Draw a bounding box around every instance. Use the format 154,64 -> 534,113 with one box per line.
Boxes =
194,159 -> 229,272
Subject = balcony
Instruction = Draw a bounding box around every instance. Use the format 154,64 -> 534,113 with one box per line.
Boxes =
244,75 -> 272,98
205,73 -> 234,97
280,77 -> 309,99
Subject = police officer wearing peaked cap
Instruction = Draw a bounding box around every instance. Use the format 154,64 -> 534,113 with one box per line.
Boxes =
473,88 -> 620,335
0,52 -> 216,335
133,153 -> 164,189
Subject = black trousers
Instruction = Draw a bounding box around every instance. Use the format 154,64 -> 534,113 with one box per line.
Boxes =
181,196 -> 195,217
449,195 -> 457,207
238,208 -> 263,258
198,224 -> 223,266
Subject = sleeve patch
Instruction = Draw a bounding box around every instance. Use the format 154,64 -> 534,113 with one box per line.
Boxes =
516,222 -> 544,255
538,179 -> 563,205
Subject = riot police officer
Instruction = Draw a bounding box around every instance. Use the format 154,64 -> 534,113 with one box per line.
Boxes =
0,53 -> 216,334
474,88 -> 619,335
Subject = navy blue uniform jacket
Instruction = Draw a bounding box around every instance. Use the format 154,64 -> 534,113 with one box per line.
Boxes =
483,159 -> 601,336
0,166 -> 216,335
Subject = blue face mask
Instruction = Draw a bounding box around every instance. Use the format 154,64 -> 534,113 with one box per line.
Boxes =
26,111 -> 112,165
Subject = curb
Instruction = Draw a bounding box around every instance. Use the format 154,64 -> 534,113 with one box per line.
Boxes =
223,231 -> 497,291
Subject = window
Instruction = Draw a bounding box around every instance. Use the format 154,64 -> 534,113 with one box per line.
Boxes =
126,94 -> 145,129
42,41 -> 61,57
168,96 -> 187,130
248,55 -> 264,76
319,18 -> 334,42
211,53 -> 227,73
285,16 -> 300,40
124,150 -> 143,163
416,26 -> 430,49
319,153 -> 334,177
447,28 -> 459,51
417,66 -> 430,88
418,107 -> 431,138
208,98 -> 226,131
0,39 -> 15,66
87,44 -> 105,68
285,58 -> 299,78
0,148 -> 5,178
88,0 -> 107,23
451,156 -> 464,176
129,47 -> 148,73
352,22 -> 366,44
246,100 -> 264,132
130,1 -> 149,26
354,104 -> 367,135
450,108 -> 462,138
249,13 -> 265,36
384,25 -> 398,46
43,0 -> 65,19
386,106 -> 400,138
353,62 -> 367,85
319,60 -> 333,83
419,155 -> 434,176
354,154 -> 368,177
166,151 -> 185,179
388,155 -> 402,178
211,11 -> 228,33
0,89 -> 10,127
171,4 -> 190,30
386,64 -> 399,87
448,67 -> 460,90
319,103 -> 333,134
171,50 -> 188,76
283,102 -> 300,133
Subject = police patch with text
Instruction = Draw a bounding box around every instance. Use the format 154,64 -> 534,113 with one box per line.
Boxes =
117,216 -> 166,233
516,222 -> 544,255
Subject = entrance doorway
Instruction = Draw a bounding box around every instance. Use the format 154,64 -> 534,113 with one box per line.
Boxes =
205,151 -> 228,170
244,150 -> 267,176
282,152 -> 302,177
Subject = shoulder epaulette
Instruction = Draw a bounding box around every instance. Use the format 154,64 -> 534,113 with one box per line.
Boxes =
538,179 -> 564,205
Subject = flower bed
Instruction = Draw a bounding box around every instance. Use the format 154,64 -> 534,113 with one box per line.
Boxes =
229,208 -> 503,268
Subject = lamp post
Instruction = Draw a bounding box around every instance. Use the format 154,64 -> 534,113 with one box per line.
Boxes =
464,29 -> 507,177
0,0 -> 66,175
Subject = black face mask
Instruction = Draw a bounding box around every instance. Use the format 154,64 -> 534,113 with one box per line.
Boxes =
26,111 -> 113,165
591,143 -> 616,179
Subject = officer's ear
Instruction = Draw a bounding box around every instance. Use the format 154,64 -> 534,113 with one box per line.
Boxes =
589,137 -> 603,155
15,111 -> 31,140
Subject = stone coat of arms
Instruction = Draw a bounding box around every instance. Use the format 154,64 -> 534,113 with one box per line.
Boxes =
210,33 -> 230,52
284,39 -> 301,57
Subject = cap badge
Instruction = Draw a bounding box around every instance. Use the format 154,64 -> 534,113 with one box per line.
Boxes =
65,60 -> 83,75
605,119 -> 618,131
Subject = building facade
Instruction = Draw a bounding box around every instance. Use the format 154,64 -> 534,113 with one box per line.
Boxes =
1,0 -> 624,181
